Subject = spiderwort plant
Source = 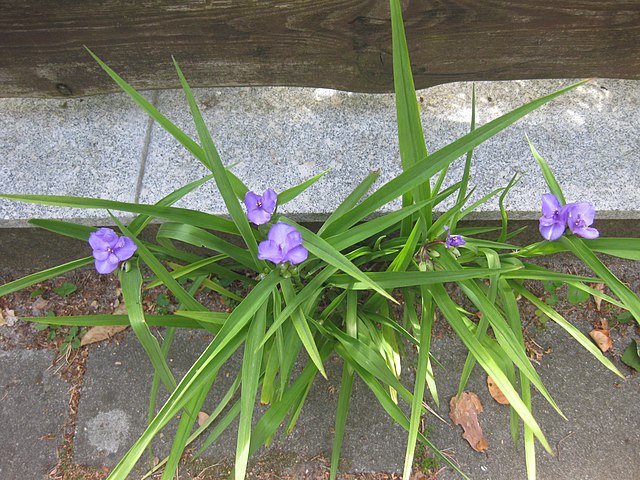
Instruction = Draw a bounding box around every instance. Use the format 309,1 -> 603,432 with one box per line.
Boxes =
0,2 -> 639,480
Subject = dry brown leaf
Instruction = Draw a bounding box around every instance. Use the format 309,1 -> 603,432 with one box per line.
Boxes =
197,411 -> 209,427
81,325 -> 128,346
486,376 -> 510,405
0,309 -> 5,327
591,283 -> 605,311
113,303 -> 128,315
589,328 -> 612,352
2,309 -> 17,327
449,391 -> 489,452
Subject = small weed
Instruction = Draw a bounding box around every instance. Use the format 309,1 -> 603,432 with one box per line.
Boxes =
53,282 -> 78,297
414,441 -> 441,474
155,293 -> 171,314
34,317 -> 84,357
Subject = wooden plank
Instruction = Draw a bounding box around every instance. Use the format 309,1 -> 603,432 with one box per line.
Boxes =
1,1 -> 639,97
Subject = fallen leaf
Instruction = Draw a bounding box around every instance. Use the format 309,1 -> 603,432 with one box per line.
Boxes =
0,310 -> 4,327
113,303 -> 128,315
486,376 -> 509,405
2,309 -> 17,327
197,411 -> 209,427
81,325 -> 128,346
589,328 -> 612,352
591,283 -> 605,311
449,392 -> 489,452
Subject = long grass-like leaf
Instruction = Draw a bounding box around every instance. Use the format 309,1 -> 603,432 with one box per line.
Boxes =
235,302 -> 267,480
173,59 -> 262,270
560,236 -> 640,324
120,259 -> 176,392
319,170 -> 380,236
0,257 -> 93,297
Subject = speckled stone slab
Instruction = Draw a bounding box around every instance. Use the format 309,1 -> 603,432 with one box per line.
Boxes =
1,80 -> 638,228
0,93 -> 150,227
139,79 -> 640,221
0,348 -> 69,479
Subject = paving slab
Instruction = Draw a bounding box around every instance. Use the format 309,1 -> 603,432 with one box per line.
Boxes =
0,93 -> 151,227
74,302 -> 639,478
140,79 -> 640,221
0,348 -> 69,479
74,329 -> 407,476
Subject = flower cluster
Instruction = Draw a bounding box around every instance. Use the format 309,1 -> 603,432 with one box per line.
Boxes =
539,193 -> 599,241
89,228 -> 137,274
244,189 -> 308,266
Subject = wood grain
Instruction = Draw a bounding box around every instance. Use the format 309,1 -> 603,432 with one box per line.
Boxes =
1,1 -> 639,97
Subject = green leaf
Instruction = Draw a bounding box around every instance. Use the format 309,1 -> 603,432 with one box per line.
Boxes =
282,218 -> 396,304
329,266 -> 521,290
567,284 -> 591,305
318,170 -> 380,236
0,194 -> 239,235
279,168 -> 331,205
235,302 -> 267,480
281,279 -> 327,379
173,58 -> 262,270
526,135 -> 565,204
107,272 -> 278,479
512,282 -> 622,378
560,236 -> 640,324
621,340 -> 640,372
120,259 -> 177,392
0,257 -> 93,297
112,217 -> 206,313
329,290 -> 357,480
156,223 -> 255,270
52,281 -> 77,297
428,283 -> 552,453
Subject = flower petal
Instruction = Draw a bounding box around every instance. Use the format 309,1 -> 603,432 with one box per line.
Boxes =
541,194 -> 561,218
115,236 -> 137,261
244,191 -> 260,210
258,239 -> 284,264
248,208 -> 272,225
95,253 -> 119,274
575,226 -> 600,239
284,245 -> 308,265
262,189 -> 278,214
539,220 -> 566,241
92,249 -> 109,261
268,222 -> 297,244
89,228 -> 118,250
569,202 -> 596,226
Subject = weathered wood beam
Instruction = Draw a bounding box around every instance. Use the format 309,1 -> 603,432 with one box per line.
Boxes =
1,1 -> 639,97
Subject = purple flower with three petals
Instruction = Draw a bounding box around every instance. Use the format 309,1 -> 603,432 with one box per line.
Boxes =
566,202 -> 599,239
539,193 -> 569,241
258,222 -> 308,265
89,228 -> 137,274
244,189 -> 277,225
444,225 -> 466,249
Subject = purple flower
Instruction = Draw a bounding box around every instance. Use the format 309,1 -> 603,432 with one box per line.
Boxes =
566,202 -> 599,239
244,189 -> 277,225
539,193 -> 569,241
258,222 -> 308,265
89,228 -> 137,274
444,225 -> 466,249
